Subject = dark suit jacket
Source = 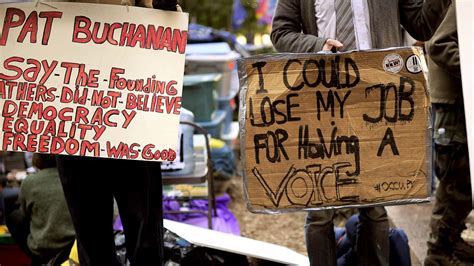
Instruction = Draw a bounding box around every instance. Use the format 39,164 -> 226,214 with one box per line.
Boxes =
271,0 -> 451,53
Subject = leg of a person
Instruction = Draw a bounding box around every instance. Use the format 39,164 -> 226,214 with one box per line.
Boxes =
428,104 -> 472,256
389,229 -> 411,266
429,143 -> 471,249
335,215 -> 358,263
305,209 -> 336,266
113,160 -> 164,265
57,155 -> 119,266
356,206 -> 389,266
344,215 -> 359,245
5,209 -> 43,264
6,209 -> 32,257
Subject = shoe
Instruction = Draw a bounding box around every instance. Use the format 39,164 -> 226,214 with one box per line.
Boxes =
454,238 -> 474,263
425,253 -> 471,266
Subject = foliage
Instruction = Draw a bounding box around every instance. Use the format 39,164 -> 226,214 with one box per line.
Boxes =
180,0 -> 234,30
180,0 -> 267,37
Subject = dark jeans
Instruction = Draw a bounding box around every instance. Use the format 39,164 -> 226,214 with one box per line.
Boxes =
305,207 -> 389,266
57,155 -> 164,266
336,215 -> 411,266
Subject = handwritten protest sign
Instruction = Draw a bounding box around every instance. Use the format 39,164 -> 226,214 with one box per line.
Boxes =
0,2 -> 188,161
238,47 -> 431,212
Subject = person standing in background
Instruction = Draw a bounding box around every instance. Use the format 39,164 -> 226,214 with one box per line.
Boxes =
6,154 -> 75,265
55,0 -> 179,265
271,0 -> 451,265
425,4 -> 474,265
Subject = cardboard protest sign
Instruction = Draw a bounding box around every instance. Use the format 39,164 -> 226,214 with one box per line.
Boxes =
0,2 -> 188,161
238,47 -> 431,212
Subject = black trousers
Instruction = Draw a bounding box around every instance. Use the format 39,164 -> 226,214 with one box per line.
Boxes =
57,156 -> 164,266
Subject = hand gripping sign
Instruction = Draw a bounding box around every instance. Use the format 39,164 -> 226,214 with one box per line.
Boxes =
0,2 -> 188,161
238,47 -> 432,212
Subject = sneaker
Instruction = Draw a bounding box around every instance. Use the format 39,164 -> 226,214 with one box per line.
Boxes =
454,238 -> 474,263
425,253 -> 471,266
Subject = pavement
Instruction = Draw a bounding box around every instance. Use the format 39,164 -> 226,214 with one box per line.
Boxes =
388,202 -> 474,266
387,203 -> 433,265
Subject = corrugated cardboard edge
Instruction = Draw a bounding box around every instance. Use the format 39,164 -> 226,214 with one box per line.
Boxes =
237,57 -> 254,213
238,47 -> 433,214
416,45 -> 434,202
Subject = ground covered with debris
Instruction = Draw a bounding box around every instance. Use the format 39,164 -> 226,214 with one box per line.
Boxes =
226,174 -> 308,256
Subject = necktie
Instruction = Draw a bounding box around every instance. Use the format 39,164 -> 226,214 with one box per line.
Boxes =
336,0 -> 357,51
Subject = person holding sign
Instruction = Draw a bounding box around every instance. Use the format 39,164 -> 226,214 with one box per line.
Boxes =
425,4 -> 474,265
271,0 -> 451,265
51,0 -> 179,265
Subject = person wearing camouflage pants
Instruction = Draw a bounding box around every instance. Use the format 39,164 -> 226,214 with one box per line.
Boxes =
425,4 -> 474,265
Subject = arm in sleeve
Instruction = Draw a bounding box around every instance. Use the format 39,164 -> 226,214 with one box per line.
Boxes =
270,0 -> 327,53
152,0 -> 178,11
399,0 -> 452,41
426,5 -> 460,78
18,179 -> 31,221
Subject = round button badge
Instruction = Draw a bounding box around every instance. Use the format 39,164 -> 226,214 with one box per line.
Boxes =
406,54 -> 422,74
383,53 -> 404,74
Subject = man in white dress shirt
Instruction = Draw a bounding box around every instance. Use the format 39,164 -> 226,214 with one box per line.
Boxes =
271,0 -> 451,265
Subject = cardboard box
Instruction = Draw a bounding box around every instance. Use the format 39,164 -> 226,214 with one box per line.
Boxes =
238,47 -> 431,212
